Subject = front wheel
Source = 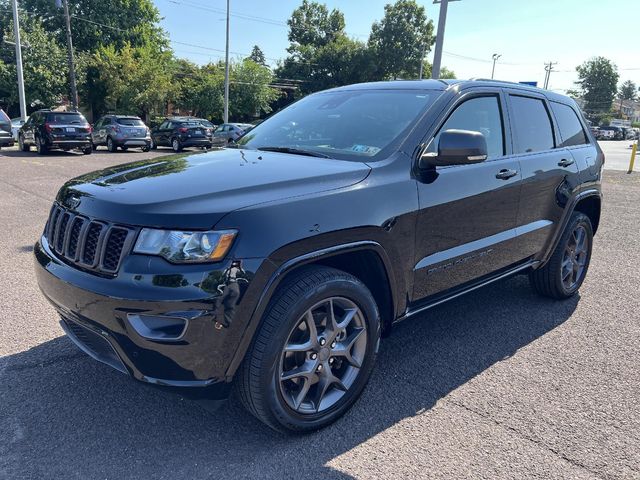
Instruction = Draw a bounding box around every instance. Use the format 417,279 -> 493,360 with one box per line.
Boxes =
19,135 -> 29,152
171,137 -> 182,152
236,266 -> 380,433
529,211 -> 593,299
106,136 -> 117,153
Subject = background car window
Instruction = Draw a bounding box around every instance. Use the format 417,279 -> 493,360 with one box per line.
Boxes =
116,117 -> 144,126
550,102 -> 588,147
429,95 -> 504,159
510,96 -> 555,153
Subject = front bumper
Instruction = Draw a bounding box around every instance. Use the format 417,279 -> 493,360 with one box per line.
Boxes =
180,136 -> 212,147
34,236 -> 265,396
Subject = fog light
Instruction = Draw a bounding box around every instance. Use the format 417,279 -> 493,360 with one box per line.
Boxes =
127,313 -> 188,341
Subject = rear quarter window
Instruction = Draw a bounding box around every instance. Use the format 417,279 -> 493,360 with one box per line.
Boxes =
550,102 -> 588,147
509,95 -> 555,154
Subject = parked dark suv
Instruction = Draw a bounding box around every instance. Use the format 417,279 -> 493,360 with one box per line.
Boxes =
19,110 -> 92,155
91,115 -> 151,152
150,116 -> 213,152
35,80 -> 602,432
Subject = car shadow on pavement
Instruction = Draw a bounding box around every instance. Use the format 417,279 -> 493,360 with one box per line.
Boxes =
0,275 -> 578,479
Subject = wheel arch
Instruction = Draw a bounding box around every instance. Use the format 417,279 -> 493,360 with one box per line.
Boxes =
573,194 -> 601,234
225,241 -> 398,378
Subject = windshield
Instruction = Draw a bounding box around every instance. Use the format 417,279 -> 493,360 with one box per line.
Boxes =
116,117 -> 145,126
237,89 -> 436,160
46,113 -> 86,124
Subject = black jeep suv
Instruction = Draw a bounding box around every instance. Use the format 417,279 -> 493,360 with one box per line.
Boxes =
35,80 -> 603,432
19,110 -> 92,155
150,116 -> 213,152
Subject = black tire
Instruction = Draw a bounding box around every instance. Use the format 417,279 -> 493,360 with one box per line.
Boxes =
236,265 -> 380,433
19,135 -> 29,152
121,146 -> 128,151
82,146 -> 92,155
141,145 -> 150,152
106,136 -> 117,153
529,211 -> 593,299
171,137 -> 182,152
35,136 -> 48,155
92,143 -> 97,150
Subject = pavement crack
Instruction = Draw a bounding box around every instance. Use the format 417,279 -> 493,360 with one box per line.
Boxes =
444,398 -> 606,479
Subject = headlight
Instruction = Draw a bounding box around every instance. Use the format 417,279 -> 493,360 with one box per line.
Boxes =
133,228 -> 237,263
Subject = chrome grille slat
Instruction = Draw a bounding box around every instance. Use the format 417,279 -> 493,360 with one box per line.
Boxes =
44,203 -> 135,275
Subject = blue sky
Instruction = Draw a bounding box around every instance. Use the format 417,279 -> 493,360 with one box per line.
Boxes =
155,0 -> 640,93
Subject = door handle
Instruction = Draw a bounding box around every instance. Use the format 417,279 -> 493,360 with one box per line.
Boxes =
558,158 -> 575,167
495,169 -> 518,180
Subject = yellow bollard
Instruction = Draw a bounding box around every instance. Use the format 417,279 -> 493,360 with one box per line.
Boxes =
629,143 -> 638,174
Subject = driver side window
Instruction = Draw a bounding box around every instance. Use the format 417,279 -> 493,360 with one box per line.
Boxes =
429,95 -> 505,160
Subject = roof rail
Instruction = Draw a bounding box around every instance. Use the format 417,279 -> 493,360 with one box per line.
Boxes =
469,78 -> 540,88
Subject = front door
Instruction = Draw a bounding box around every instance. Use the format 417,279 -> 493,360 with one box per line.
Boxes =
412,91 -> 523,303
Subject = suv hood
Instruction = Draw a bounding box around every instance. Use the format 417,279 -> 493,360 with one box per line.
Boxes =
57,148 -> 371,229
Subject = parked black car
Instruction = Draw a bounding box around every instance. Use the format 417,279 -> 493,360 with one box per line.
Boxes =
19,110 -> 92,155
35,79 -> 603,432
599,125 -> 624,140
91,115 -> 151,152
0,108 -> 14,148
150,116 -> 213,152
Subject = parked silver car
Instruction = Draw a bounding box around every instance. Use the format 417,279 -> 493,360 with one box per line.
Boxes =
92,115 -> 151,152
212,122 -> 253,145
0,109 -> 14,148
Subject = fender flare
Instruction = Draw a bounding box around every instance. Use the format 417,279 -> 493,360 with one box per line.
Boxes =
536,189 -> 602,268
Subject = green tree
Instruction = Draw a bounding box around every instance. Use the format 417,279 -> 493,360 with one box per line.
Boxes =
247,45 -> 267,66
287,0 -> 345,48
575,57 -> 619,118
173,60 -> 225,119
0,13 -> 69,115
88,43 -> 174,119
368,0 -> 435,79
229,59 -> 279,121
618,80 -> 638,102
6,0 -> 167,53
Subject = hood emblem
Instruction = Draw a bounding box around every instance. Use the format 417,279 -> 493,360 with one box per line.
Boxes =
67,196 -> 81,209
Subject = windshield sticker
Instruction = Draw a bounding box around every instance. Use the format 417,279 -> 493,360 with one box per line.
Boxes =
351,144 -> 381,155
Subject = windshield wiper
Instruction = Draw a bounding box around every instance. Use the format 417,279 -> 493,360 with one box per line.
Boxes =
256,146 -> 330,158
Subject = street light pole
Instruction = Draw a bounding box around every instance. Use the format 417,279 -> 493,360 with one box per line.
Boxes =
10,0 -> 27,121
223,0 -> 230,124
491,53 -> 501,79
431,0 -> 460,79
62,0 -> 78,110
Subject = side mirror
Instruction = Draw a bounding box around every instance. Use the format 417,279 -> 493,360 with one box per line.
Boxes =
420,129 -> 488,168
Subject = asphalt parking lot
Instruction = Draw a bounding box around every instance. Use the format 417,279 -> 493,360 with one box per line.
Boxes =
598,139 -> 638,171
1,146 -> 639,479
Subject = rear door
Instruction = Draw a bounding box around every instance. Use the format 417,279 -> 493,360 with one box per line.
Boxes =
549,100 -> 601,178
412,89 -> 524,303
504,90 -> 581,260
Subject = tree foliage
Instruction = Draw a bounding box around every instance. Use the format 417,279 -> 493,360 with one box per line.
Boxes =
287,0 -> 345,48
248,45 -> 267,66
0,13 -> 69,115
575,57 -> 619,116
368,0 -> 434,79
11,0 -> 167,52
618,80 -> 638,102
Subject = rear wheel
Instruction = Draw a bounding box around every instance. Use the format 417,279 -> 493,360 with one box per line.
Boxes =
82,146 -> 92,155
141,145 -> 150,152
236,266 -> 380,433
106,136 -> 117,153
529,211 -> 593,299
35,136 -> 48,155
172,137 -> 182,152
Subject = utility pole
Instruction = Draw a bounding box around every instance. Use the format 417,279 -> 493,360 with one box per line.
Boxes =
223,0 -> 230,124
431,0 -> 460,79
61,0 -> 78,110
543,61 -> 556,90
491,53 -> 501,79
418,43 -> 427,79
10,0 -> 27,121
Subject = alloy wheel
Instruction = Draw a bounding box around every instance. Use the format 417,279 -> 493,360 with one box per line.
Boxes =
561,224 -> 589,290
278,297 -> 368,414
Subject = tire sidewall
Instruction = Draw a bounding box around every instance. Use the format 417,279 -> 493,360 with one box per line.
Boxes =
107,137 -> 115,152
261,276 -> 380,431
172,138 -> 181,152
